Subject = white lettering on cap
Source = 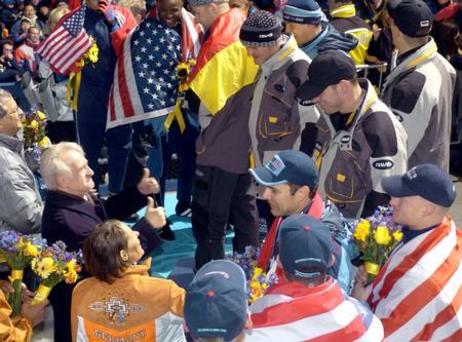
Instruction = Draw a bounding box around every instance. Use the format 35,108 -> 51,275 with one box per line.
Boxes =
420,20 -> 430,28
407,168 -> 418,180
259,32 -> 274,38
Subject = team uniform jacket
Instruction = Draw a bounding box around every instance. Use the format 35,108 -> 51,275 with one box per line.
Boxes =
312,79 -> 407,218
71,258 -> 186,342
249,34 -> 320,167
381,38 -> 456,171
246,277 -> 384,341
330,4 -> 373,65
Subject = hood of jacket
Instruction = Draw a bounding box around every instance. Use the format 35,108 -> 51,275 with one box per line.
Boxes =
300,23 -> 358,59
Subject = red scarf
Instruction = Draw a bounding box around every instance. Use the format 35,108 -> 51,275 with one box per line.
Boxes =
257,192 -> 325,271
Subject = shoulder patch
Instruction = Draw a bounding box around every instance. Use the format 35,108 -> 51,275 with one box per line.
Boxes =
391,71 -> 426,114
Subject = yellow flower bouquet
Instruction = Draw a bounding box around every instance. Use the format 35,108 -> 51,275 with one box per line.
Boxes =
31,241 -> 82,305
0,231 -> 46,315
228,246 -> 278,303
353,206 -> 403,282
74,38 -> 99,70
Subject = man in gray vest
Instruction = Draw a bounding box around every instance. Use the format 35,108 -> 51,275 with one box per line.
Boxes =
297,50 -> 407,218
381,0 -> 456,171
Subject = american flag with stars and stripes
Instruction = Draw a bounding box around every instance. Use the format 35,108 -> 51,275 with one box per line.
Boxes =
107,8 -> 201,129
36,5 -> 93,75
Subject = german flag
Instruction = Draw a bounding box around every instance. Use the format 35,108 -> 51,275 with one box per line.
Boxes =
188,8 -> 258,116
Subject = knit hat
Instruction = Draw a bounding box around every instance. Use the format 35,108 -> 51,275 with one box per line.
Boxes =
240,10 -> 283,47
283,0 -> 323,24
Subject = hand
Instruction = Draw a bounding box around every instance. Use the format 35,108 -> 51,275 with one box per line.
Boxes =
21,297 -> 48,328
144,197 -> 166,229
372,24 -> 382,41
351,266 -> 373,302
97,0 -> 115,24
0,280 -> 12,294
137,168 -> 160,195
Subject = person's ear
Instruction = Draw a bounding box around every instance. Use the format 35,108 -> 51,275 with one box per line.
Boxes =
330,253 -> 336,267
245,312 -> 253,329
120,250 -> 129,262
56,174 -> 69,189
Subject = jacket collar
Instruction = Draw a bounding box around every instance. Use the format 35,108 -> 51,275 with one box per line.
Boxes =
261,34 -> 298,73
0,133 -> 23,154
330,4 -> 356,18
124,258 -> 152,276
385,38 -> 438,89
45,190 -> 107,220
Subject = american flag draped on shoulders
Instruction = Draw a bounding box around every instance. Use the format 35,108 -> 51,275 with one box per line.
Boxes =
107,8 -> 202,129
36,5 -> 93,75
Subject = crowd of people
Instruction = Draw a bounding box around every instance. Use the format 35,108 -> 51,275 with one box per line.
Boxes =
0,0 -> 462,339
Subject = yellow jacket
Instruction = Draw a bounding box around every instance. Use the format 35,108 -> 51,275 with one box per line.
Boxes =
71,258 -> 186,341
0,290 -> 32,342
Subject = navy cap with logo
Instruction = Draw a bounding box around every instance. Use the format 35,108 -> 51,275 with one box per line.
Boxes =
250,150 -> 319,188
185,260 -> 248,341
382,164 -> 457,207
279,215 -> 333,278
296,50 -> 356,101
387,0 -> 433,38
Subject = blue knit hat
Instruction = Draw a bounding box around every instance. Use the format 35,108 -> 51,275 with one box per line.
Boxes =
283,0 -> 323,24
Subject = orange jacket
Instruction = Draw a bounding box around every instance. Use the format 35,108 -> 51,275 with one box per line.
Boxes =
71,258 -> 186,341
0,290 -> 32,342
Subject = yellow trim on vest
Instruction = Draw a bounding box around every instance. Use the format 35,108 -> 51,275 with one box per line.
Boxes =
330,4 -> 356,18
405,40 -> 438,69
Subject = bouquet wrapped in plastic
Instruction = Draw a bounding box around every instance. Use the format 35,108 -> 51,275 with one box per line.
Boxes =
353,206 -> 403,282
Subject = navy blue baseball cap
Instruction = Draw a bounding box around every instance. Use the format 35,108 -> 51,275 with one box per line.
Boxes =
382,164 -> 456,207
279,215 -> 333,278
250,150 -> 319,188
387,0 -> 433,38
185,260 -> 248,341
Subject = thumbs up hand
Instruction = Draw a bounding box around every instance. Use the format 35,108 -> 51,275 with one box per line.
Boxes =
144,197 -> 166,229
137,168 -> 160,195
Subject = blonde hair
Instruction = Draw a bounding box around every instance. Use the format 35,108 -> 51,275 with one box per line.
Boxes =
0,89 -> 13,118
44,6 -> 70,35
118,0 -> 146,19
40,142 -> 85,190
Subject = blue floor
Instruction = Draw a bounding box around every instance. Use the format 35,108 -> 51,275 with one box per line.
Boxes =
138,191 -> 234,280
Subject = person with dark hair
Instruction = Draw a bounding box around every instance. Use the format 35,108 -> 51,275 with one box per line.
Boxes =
250,150 -> 353,292
246,215 -> 384,340
72,220 -> 186,341
297,50 -> 407,219
381,0 -> 456,171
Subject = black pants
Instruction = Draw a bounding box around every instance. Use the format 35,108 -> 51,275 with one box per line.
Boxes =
191,165 -> 259,270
